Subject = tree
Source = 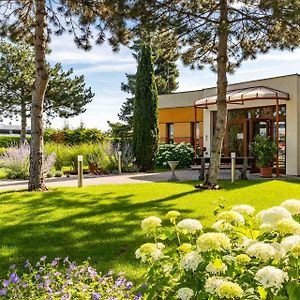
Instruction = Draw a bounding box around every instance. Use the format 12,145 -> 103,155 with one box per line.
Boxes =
0,41 -> 94,144
132,0 -> 300,186
118,35 -> 179,131
133,43 -> 159,171
0,0 -> 129,190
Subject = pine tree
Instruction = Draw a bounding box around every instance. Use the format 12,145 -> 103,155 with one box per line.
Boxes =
0,0 -> 129,190
132,0 -> 300,186
118,35 -> 179,131
133,43 -> 159,171
0,41 -> 94,144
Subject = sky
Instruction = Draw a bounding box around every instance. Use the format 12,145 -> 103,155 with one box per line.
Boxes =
25,35 -> 300,131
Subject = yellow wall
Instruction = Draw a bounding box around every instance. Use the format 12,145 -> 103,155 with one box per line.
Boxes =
159,107 -> 203,123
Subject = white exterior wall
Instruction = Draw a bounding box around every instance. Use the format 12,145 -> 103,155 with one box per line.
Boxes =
158,74 -> 300,175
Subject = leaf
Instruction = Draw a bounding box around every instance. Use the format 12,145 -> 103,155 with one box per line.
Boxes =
287,283 -> 300,300
257,286 -> 267,300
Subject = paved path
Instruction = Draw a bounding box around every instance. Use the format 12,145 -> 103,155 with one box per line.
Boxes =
0,169 -> 298,191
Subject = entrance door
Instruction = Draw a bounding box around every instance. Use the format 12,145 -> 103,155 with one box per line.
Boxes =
224,120 -> 247,157
251,119 -> 273,140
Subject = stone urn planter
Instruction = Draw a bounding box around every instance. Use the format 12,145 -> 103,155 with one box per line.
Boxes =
167,161 -> 179,182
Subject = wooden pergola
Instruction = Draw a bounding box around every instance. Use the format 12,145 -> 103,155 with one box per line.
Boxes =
194,86 -> 290,177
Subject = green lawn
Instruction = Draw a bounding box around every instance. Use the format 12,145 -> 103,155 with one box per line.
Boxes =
1,180 -> 300,281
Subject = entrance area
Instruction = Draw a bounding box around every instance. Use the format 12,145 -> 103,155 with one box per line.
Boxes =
213,105 -> 286,173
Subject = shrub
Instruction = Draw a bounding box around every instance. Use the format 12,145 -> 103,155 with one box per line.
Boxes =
155,143 -> 194,168
250,135 -> 277,167
1,145 -> 56,179
54,170 -> 63,177
46,171 -> 53,178
0,257 -> 143,299
0,136 -> 30,148
136,200 -> 300,299
0,144 -> 30,179
44,128 -> 105,145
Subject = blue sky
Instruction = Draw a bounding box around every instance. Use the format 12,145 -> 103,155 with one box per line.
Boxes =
45,35 -> 300,131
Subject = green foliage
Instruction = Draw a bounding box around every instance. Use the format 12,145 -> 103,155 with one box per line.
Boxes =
250,135 -> 277,167
54,171 -> 63,177
0,42 -> 94,131
133,43 -> 159,171
44,128 -> 105,145
155,143 -> 194,168
137,201 -> 300,299
0,136 -> 30,148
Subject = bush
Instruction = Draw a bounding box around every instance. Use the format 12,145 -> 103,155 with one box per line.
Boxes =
136,200 -> 300,299
155,143 -> 194,168
0,136 -> 30,148
1,145 -> 56,179
44,128 -> 106,145
54,170 -> 63,177
0,257 -> 143,299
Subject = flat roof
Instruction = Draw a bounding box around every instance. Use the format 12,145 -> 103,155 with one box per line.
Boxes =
159,73 -> 300,96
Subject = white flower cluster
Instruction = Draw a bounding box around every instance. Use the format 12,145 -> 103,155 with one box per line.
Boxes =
256,206 -> 292,225
255,266 -> 288,289
197,233 -> 231,252
176,219 -> 202,234
135,243 -> 165,262
205,259 -> 227,274
177,287 -> 194,300
281,199 -> 300,216
231,204 -> 255,216
180,251 -> 202,271
141,216 -> 162,232
217,211 -> 245,224
246,242 -> 276,262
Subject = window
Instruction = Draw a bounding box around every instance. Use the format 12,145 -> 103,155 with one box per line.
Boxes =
191,122 -> 200,145
167,123 -> 174,144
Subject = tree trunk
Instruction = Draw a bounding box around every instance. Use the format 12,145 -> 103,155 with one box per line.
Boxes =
28,0 -> 49,191
204,0 -> 229,187
20,100 -> 27,145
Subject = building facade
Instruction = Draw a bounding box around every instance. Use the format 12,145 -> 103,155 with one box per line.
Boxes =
158,73 -> 300,176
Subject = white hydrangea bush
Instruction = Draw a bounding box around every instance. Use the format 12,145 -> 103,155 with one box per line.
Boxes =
136,199 -> 300,299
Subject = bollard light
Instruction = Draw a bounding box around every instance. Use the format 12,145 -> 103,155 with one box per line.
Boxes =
78,155 -> 83,187
231,152 -> 236,183
118,151 -> 122,174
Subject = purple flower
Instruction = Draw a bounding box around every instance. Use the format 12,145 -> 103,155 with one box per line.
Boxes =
35,274 -> 41,281
92,292 -> 102,300
134,292 -> 143,300
114,277 -> 124,287
0,288 -> 7,296
2,280 -> 10,288
54,272 -> 61,277
63,257 -> 69,263
10,272 -> 20,284
9,264 -> 16,270
51,260 -> 58,267
24,260 -> 31,268
126,282 -> 133,290
40,256 -> 47,262
88,267 -> 98,278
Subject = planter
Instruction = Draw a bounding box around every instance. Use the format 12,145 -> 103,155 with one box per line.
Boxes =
260,167 -> 273,178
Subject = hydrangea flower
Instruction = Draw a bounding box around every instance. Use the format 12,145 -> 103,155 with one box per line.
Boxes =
197,233 -> 231,252
246,242 -> 276,261
235,254 -> 251,264
165,210 -> 180,220
177,287 -> 194,300
180,251 -> 202,271
256,206 -> 292,225
291,244 -> 300,258
211,220 -> 233,232
255,266 -> 288,289
141,216 -> 162,232
231,204 -> 255,216
275,218 -> 300,235
281,235 -> 300,251
217,211 -> 245,224
177,243 -> 193,253
176,219 -> 203,234
216,282 -> 244,299
205,259 -> 227,274
135,243 -> 165,262
205,277 -> 227,295
281,199 -> 300,215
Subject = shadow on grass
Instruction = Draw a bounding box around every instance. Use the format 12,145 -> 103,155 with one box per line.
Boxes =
0,187 -> 199,279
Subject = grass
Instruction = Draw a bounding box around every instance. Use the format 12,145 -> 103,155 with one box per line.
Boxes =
0,180 -> 300,281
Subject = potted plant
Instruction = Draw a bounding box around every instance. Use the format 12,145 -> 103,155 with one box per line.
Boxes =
250,135 -> 277,177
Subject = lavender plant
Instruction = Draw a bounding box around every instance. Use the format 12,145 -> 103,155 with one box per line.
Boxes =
1,145 -> 56,179
0,257 -> 143,299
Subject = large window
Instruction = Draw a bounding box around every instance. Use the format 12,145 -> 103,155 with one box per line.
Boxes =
167,123 -> 174,144
191,122 -> 200,145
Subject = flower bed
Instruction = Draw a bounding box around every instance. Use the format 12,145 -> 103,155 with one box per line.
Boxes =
136,200 -> 300,299
0,257 -> 143,299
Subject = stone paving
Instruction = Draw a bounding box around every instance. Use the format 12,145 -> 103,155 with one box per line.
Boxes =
0,169 -> 298,191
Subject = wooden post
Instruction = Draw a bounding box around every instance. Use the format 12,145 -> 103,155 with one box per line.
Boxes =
199,155 -> 205,180
118,151 -> 122,174
231,152 -> 236,183
78,155 -> 83,188
276,98 -> 279,177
